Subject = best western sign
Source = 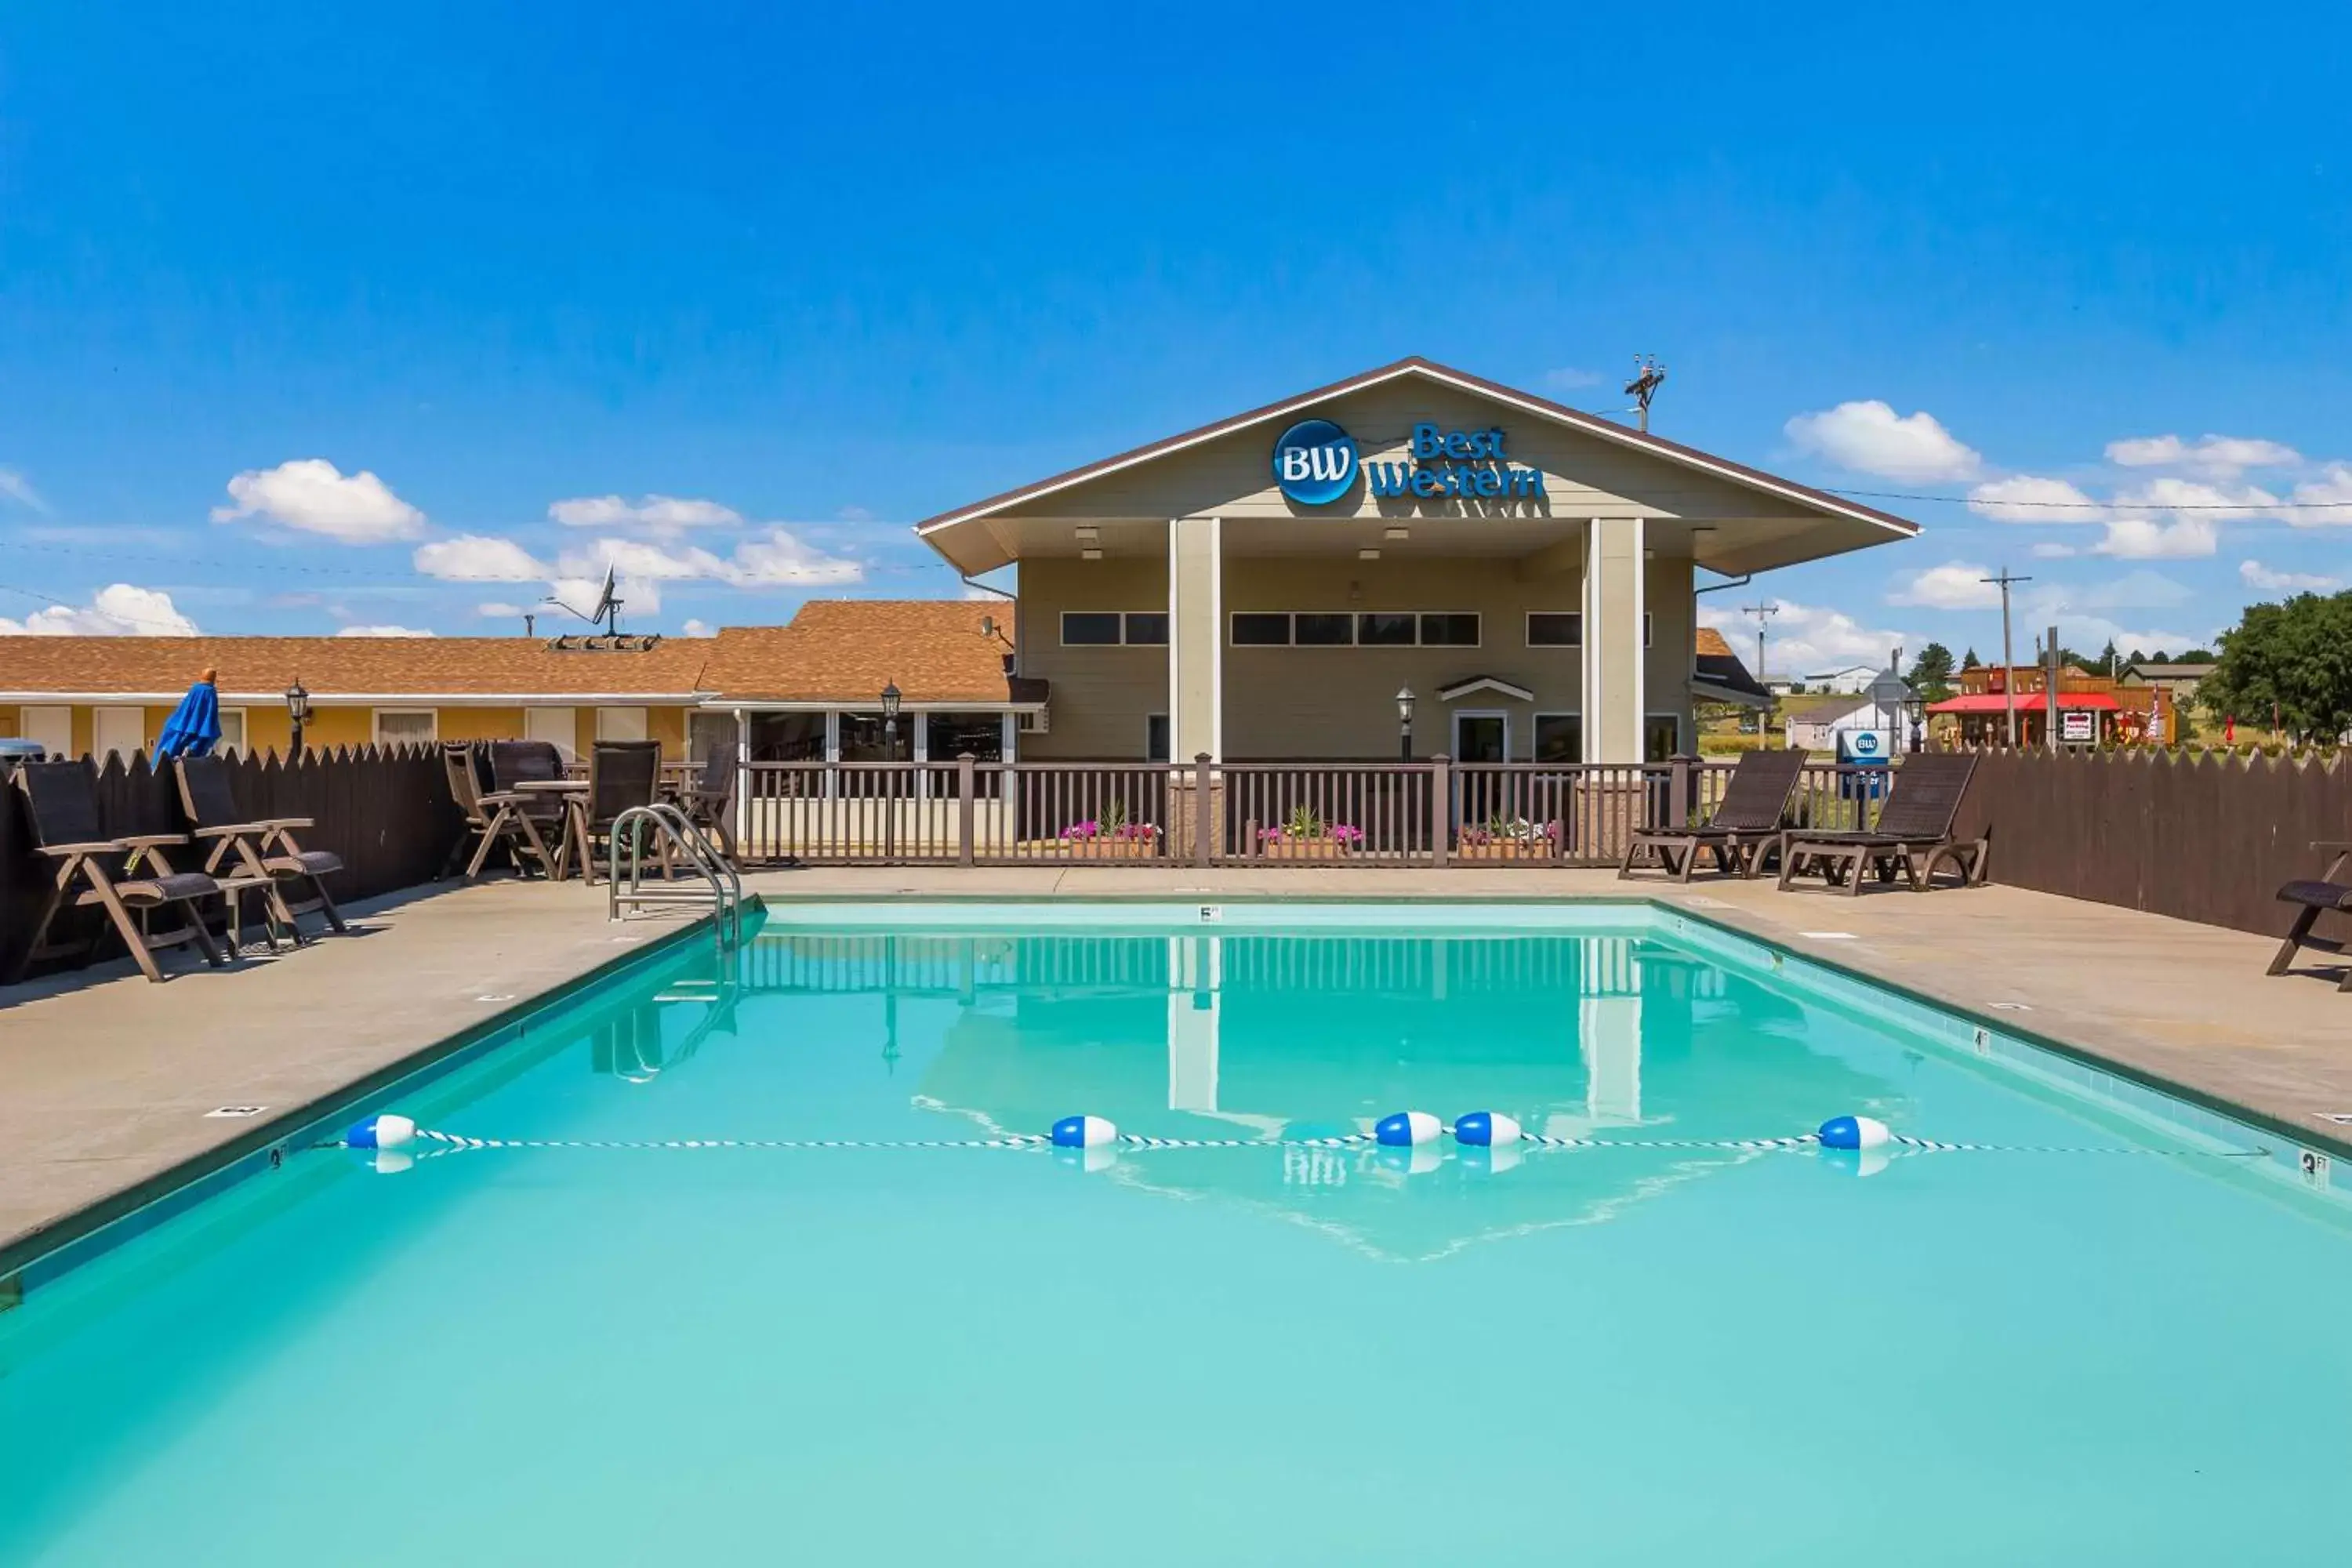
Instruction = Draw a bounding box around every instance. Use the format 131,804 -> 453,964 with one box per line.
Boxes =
1273,419 -> 1545,505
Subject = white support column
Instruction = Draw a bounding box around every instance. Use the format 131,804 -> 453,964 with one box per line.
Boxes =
1167,516 -> 1223,762
1582,516 -> 1647,763
1581,935 -> 1642,1124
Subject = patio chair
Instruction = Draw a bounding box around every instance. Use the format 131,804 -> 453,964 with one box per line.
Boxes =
681,741 -> 739,859
1619,748 -> 1809,882
1777,751 -> 1988,895
172,753 -> 348,945
2267,843 -> 2352,989
577,739 -> 662,886
7,760 -> 227,983
445,743 -> 562,880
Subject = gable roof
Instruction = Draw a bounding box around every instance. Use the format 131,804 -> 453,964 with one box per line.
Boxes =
702,600 -> 1037,706
0,636 -> 714,702
913,355 -> 1921,541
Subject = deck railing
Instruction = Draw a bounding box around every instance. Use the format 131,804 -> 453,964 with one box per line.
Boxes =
739,753 -> 1893,868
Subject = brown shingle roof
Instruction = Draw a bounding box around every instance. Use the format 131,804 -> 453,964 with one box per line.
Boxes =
0,636 -> 713,700
1695,627 -> 1737,659
704,601 -> 1025,704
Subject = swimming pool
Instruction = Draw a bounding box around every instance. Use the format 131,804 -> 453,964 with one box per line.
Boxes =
5,901 -> 2348,1563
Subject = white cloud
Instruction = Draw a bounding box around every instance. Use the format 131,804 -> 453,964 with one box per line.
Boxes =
2093,516 -> 2220,559
2031,542 -> 2079,558
1784,401 -> 1982,482
0,466 -> 46,512
1967,474 -> 2104,522
212,459 -> 425,544
1544,367 -> 1603,390
2288,463 -> 2352,525
0,583 -> 198,635
548,494 -> 744,533
2067,569 -> 2194,611
2240,559 -> 2343,593
2111,475 -> 2278,522
2105,434 -> 2300,474
1700,598 -> 1912,681
474,601 -> 533,620
1888,561 -> 2002,610
548,528 -> 862,616
681,618 -> 714,637
413,534 -> 549,581
335,624 -> 437,637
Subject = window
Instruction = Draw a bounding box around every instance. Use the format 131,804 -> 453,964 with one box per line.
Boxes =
925,712 -> 1004,764
216,708 -> 249,757
1645,612 -> 1654,649
1294,612 -> 1354,646
1231,612 -> 1292,646
1419,612 -> 1480,647
1357,612 -> 1416,646
1064,611 -> 1167,646
1146,713 -> 1170,762
596,706 -> 648,742
746,711 -> 825,762
1535,713 -> 1583,764
840,711 -> 911,763
688,710 -> 739,763
373,709 -> 437,746
524,706 -> 579,762
1528,612 -> 1581,647
1645,713 -> 1682,761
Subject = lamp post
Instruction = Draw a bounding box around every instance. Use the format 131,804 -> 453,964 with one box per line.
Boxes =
285,677 -> 311,759
1396,686 -> 1416,761
880,681 -> 902,863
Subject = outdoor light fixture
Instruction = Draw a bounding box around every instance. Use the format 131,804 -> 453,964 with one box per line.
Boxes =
1383,527 -> 1410,542
1359,548 -> 1381,561
1396,685 -> 1416,760
880,681 -> 902,722
285,677 -> 311,757
1074,526 -> 1099,543
1080,548 -> 1103,561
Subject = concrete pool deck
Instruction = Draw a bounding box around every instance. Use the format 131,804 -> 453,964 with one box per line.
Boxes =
6,866 -> 2352,1284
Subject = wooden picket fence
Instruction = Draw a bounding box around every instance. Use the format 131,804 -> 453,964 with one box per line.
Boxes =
0,745 -> 463,980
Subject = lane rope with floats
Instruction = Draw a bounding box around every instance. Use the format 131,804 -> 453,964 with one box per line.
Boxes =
336,1111 -> 2264,1162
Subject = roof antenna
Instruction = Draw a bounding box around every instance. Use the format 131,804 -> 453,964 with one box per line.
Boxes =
1624,356 -> 1667,432
543,561 -> 623,637
523,612 -> 536,639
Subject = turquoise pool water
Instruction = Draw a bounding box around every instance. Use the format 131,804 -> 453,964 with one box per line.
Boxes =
5,904 -> 2350,1563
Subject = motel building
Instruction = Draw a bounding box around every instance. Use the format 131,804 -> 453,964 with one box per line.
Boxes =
912,357 -> 1915,769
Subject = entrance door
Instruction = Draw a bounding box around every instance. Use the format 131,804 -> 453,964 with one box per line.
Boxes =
1453,711 -> 1508,761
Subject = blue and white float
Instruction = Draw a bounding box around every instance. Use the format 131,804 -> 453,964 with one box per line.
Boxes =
1453,1111 -> 1523,1148
1051,1114 -> 1118,1149
1817,1114 -> 1891,1152
1374,1110 -> 1443,1148
346,1112 -> 416,1151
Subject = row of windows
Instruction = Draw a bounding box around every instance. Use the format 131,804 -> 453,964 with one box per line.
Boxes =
1059,611 -> 1653,649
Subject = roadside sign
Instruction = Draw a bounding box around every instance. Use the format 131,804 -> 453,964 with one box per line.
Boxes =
2060,710 -> 2096,744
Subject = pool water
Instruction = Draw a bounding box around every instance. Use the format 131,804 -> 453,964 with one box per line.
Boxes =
5,907 -> 2350,1563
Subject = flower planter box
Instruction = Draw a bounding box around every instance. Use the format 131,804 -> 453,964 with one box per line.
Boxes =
1454,840 -> 1559,862
1022,837 -> 1163,860
1255,838 -> 1358,862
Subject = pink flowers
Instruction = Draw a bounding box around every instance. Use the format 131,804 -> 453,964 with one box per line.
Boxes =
1059,819 -> 1159,841
1260,822 -> 1363,844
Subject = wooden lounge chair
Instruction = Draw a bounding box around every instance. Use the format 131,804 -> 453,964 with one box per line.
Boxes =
1777,751 -> 1988,895
1619,747 -> 1810,882
173,753 -> 347,945
681,741 -> 739,859
2267,843 -> 2352,989
576,739 -> 662,886
445,743 -> 563,880
8,759 -> 227,983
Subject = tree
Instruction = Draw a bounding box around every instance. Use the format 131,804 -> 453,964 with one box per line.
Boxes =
2096,639 -> 2119,677
2178,647 -> 2215,663
2126,648 -> 2148,667
2150,649 -> 2171,664
2197,592 -> 2352,742
1905,641 -> 1957,703
1962,648 -> 1982,670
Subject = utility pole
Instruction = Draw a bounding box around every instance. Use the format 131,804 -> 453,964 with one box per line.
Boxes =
1743,601 -> 1779,742
1624,357 -> 1667,433
2045,624 -> 2061,753
1980,567 -> 2033,748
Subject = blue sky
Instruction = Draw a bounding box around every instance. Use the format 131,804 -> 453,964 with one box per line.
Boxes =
2,0 -> 2348,673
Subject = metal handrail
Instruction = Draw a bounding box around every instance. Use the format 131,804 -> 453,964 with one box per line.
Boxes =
608,802 -> 744,948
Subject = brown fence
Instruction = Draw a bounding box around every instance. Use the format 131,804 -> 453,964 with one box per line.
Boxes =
1,745 -> 464,979
739,754 -> 1893,869
1950,747 -> 2351,940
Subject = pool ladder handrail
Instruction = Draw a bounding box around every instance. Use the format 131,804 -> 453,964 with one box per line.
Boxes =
607,803 -> 744,948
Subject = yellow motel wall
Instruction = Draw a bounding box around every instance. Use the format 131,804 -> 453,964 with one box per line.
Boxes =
1015,551 -> 1700,760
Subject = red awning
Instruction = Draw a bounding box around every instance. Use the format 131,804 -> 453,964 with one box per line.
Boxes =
1928,691 -> 2123,714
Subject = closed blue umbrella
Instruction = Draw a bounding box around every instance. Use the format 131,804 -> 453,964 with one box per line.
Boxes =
154,670 -> 223,759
